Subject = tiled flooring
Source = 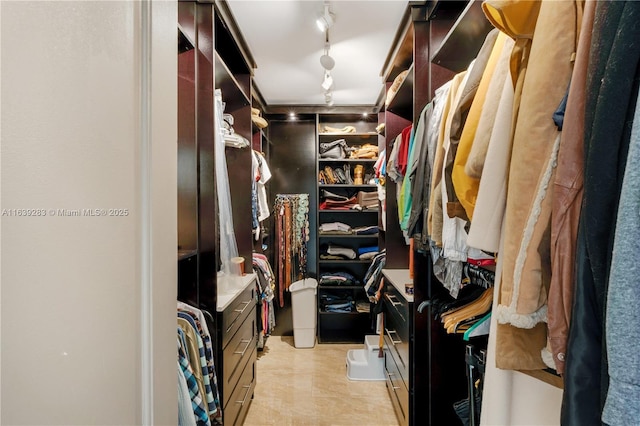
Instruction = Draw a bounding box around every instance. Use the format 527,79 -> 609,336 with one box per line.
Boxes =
243,336 -> 399,426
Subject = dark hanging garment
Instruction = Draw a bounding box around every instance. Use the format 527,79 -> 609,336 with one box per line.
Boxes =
562,1 -> 640,424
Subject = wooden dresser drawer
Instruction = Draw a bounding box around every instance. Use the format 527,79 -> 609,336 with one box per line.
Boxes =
223,348 -> 256,426
222,309 -> 256,407
221,285 -> 255,348
385,347 -> 409,426
384,292 -> 409,382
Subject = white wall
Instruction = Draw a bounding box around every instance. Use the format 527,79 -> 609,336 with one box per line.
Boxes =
1,1 -> 177,424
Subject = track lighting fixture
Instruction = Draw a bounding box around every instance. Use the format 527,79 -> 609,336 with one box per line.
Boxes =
316,2 -> 335,32
318,3 -> 335,106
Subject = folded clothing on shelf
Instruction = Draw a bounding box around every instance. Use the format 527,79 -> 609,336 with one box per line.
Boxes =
320,125 -> 357,134
319,196 -> 358,210
359,251 -> 379,260
321,190 -> 351,202
358,246 -> 379,256
326,244 -> 356,260
320,271 -> 358,286
319,221 -> 352,233
320,291 -> 355,313
353,225 -> 378,235
357,191 -> 378,209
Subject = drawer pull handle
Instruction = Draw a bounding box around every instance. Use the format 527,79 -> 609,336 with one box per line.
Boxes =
226,301 -> 253,333
234,300 -> 252,314
385,328 -> 402,346
235,384 -> 252,405
234,339 -> 253,356
385,294 -> 403,308
387,372 -> 401,390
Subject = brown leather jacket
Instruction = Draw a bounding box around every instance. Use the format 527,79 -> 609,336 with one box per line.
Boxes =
547,0 -> 592,375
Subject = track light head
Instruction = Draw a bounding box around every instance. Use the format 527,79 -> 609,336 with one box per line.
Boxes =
324,91 -> 334,106
321,72 -> 334,91
316,4 -> 334,32
320,53 -> 335,70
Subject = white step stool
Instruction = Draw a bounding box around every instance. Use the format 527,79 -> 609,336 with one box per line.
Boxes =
346,335 -> 386,381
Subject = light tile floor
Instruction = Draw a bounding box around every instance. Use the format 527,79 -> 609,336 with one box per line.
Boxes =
243,336 -> 399,426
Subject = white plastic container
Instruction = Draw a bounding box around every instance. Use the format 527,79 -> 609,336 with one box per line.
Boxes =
289,278 -> 318,348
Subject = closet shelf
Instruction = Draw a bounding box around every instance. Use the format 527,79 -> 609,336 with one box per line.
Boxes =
318,285 -> 364,290
318,310 -> 368,316
319,184 -> 377,188
178,249 -> 198,261
430,0 -> 495,73
215,51 -> 251,111
319,234 -> 379,239
386,63 -> 414,121
319,158 -> 377,163
319,209 -> 379,213
319,259 -> 373,264
319,132 -> 378,137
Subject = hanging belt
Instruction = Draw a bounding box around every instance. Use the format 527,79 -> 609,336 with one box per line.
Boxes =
284,200 -> 292,290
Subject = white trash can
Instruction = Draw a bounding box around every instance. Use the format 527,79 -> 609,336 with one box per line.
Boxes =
289,278 -> 318,348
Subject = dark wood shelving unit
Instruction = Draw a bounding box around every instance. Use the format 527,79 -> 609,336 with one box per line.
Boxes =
316,113 -> 382,344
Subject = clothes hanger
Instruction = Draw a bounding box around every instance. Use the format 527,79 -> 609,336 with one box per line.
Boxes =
442,288 -> 493,332
463,312 -> 492,341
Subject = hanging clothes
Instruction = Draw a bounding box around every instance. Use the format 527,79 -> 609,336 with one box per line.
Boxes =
253,253 -> 276,349
602,82 -> 640,426
214,89 -> 239,275
451,31 -> 509,221
178,334 -> 211,426
562,1 -> 640,424
177,302 -> 222,425
251,150 -> 272,241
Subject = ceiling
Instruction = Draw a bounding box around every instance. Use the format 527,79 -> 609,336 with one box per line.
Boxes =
225,0 -> 411,107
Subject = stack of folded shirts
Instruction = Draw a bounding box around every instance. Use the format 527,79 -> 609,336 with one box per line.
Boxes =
326,244 -> 356,259
349,144 -> 378,159
353,225 -> 378,235
357,191 -> 378,210
320,243 -> 357,260
320,292 -> 355,311
319,271 -> 358,286
319,196 -> 358,211
319,222 -> 352,234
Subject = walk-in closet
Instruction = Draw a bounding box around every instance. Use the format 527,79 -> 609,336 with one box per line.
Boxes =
2,0 -> 639,425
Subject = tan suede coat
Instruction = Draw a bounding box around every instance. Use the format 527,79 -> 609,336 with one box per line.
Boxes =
492,0 -> 578,370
